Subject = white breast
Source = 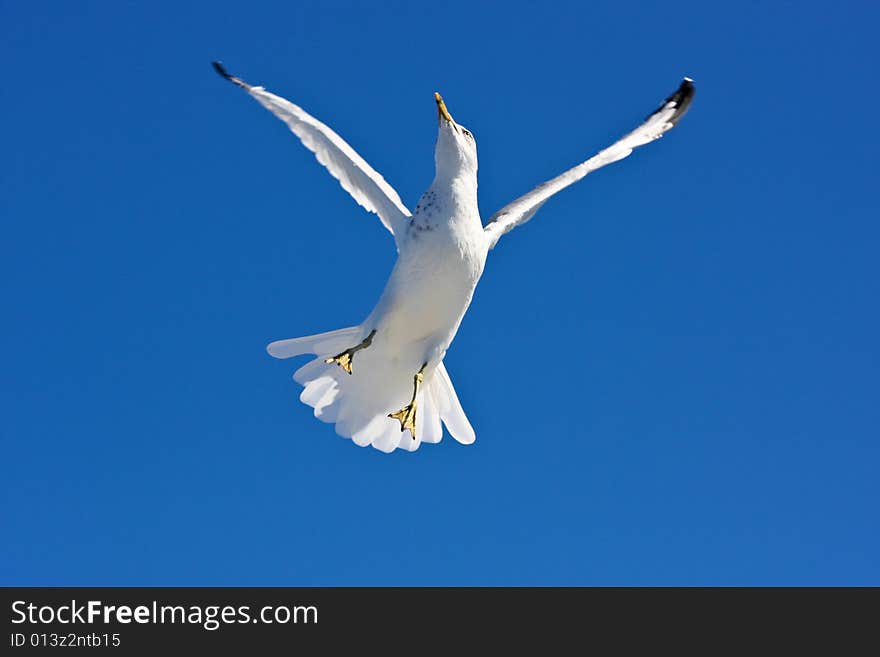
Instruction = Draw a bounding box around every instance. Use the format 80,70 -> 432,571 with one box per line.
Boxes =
366,185 -> 487,351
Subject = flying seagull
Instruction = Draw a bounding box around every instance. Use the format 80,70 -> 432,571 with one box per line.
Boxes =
213,61 -> 695,453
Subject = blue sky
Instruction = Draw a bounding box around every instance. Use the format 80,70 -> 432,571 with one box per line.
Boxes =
2,0 -> 878,585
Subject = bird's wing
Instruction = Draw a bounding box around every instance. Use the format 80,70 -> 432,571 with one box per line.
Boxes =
483,78 -> 695,250
213,62 -> 411,243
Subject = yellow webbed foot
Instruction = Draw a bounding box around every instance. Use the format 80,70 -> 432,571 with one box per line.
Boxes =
324,330 -> 376,375
324,352 -> 353,375
388,364 -> 427,441
388,401 -> 418,441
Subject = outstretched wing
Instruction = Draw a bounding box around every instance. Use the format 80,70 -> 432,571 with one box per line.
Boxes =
483,78 -> 695,250
213,62 -> 411,243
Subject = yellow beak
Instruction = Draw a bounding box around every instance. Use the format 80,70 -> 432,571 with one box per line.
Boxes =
435,92 -> 453,124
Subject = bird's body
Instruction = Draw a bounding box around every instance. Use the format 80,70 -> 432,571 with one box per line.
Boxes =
369,205 -> 486,379
321,194 -> 487,451
374,166 -> 486,370
214,62 -> 694,453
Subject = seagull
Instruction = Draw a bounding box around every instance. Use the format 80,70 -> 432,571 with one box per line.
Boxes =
213,62 -> 695,453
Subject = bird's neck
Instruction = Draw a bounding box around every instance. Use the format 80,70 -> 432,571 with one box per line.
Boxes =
431,170 -> 478,210
414,177 -> 475,227
412,169 -> 479,232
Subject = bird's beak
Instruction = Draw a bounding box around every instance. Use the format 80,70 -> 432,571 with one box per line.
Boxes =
435,92 -> 453,124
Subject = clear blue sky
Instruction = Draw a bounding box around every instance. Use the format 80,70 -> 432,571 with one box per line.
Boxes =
2,0 -> 878,585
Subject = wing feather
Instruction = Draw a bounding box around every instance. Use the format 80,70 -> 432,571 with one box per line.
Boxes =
214,62 -> 411,243
483,78 -> 695,249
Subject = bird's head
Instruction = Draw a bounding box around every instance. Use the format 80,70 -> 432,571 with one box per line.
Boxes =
433,92 -> 478,179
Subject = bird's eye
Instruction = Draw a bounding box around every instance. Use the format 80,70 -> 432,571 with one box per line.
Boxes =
461,128 -> 472,139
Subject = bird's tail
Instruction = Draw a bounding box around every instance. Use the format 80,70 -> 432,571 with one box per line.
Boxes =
267,327 -> 475,453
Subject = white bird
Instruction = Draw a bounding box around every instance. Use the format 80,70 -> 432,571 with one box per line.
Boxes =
214,62 -> 695,453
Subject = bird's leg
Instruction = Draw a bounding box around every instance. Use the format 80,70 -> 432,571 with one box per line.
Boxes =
388,362 -> 427,441
324,330 -> 376,375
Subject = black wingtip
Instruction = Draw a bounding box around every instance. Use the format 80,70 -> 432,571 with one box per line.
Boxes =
212,60 -> 250,89
212,60 -> 232,80
667,77 -> 696,125
645,77 -> 696,124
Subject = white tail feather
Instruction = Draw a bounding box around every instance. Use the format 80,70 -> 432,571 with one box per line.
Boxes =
269,328 -> 475,453
434,362 -> 476,445
267,326 -> 361,359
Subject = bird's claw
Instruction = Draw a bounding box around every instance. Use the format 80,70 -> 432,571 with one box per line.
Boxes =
388,401 -> 418,441
388,363 -> 427,441
324,330 -> 376,375
325,351 -> 354,375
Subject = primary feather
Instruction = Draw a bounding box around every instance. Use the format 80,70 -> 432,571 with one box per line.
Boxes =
213,62 -> 411,244
483,78 -> 695,249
